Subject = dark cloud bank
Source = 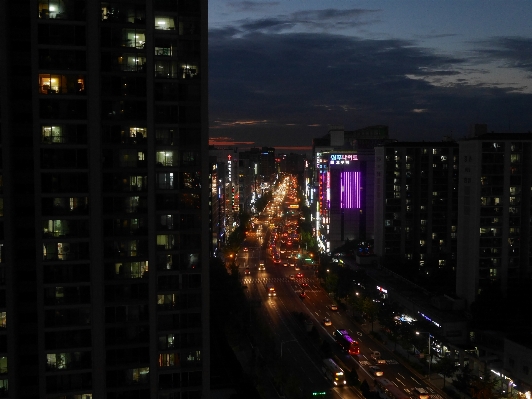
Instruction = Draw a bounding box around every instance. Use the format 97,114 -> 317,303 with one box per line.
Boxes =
209,17 -> 532,147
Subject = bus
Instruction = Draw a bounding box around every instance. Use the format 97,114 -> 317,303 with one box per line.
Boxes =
374,378 -> 410,399
333,329 -> 360,355
266,283 -> 276,297
322,358 -> 346,386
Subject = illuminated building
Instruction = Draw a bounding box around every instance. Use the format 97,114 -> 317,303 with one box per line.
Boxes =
311,126 -> 388,253
0,1 -> 209,397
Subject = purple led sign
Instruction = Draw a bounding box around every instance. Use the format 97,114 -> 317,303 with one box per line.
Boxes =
340,171 -> 361,209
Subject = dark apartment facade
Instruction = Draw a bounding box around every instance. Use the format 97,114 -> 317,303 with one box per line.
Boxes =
374,141 -> 459,292
0,0 -> 209,398
457,133 -> 532,307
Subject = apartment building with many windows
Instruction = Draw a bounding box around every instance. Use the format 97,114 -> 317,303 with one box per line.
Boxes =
374,141 -> 459,293
0,0 -> 209,397
457,133 -> 532,306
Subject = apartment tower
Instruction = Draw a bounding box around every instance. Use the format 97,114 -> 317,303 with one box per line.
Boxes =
457,132 -> 532,306
0,0 -> 209,398
374,141 -> 459,292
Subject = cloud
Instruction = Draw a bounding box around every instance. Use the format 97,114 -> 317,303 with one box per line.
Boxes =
473,37 -> 532,72
209,20 -> 532,146
227,1 -> 281,12
225,8 -> 381,35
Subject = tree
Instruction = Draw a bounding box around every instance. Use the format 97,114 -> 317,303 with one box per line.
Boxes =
455,365 -> 473,392
470,374 -> 502,399
362,297 -> 379,331
320,340 -> 332,358
435,356 -> 460,388
325,272 -> 339,295
347,368 -> 360,387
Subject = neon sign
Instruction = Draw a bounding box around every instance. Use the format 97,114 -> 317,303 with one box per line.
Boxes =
340,171 -> 361,209
330,154 -> 358,164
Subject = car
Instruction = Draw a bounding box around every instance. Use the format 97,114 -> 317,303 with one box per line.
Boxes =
295,265 -> 301,271
283,262 -> 288,267
296,272 -> 303,278
289,263 -> 295,267
323,317 -> 332,326
299,291 -> 306,298
411,388 -> 430,399
289,274 -> 295,280
371,351 -> 386,364
301,282 -> 309,288
328,304 -> 338,311
244,268 -> 250,275
369,366 -> 384,377
243,247 -> 248,252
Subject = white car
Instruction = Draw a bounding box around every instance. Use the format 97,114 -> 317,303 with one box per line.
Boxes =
369,366 -> 384,377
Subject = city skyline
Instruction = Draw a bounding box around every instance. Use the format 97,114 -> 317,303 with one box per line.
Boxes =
209,0 -> 532,149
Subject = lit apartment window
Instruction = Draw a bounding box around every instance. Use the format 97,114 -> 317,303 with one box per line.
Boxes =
159,353 -> 179,367
420,240 -> 425,247
420,220 -> 427,225
114,261 -> 148,278
42,125 -> 63,143
157,234 -> 174,250
156,151 -> 178,167
489,268 -> 497,277
155,16 -> 176,30
438,260 -> 446,267
432,233 -> 437,240
433,149 -> 440,155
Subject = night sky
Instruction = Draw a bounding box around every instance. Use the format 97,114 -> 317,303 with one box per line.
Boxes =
209,1 -> 532,150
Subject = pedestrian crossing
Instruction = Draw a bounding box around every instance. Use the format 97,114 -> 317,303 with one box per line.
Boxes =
241,277 -> 315,284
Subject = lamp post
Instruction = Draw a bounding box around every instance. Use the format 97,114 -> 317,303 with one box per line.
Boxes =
416,331 -> 432,380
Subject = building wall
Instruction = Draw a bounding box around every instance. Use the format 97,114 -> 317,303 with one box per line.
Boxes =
457,137 -> 532,306
375,143 -> 458,287
0,1 -> 209,397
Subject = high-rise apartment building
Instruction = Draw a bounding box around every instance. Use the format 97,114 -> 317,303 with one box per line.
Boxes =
374,141 -> 459,292
0,1 -> 209,397
457,132 -> 532,306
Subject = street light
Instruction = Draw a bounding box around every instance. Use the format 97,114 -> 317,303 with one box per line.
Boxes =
416,331 -> 432,380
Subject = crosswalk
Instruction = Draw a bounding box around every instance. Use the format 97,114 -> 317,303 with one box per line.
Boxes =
242,277 -> 315,284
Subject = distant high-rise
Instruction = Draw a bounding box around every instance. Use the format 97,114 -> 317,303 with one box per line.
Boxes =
0,0 -> 209,397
